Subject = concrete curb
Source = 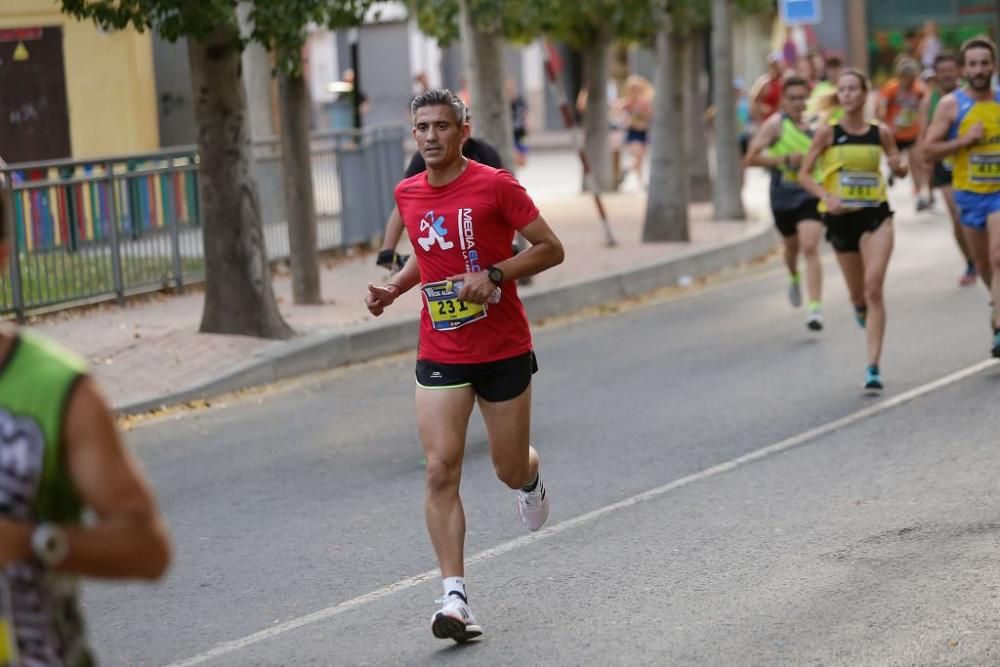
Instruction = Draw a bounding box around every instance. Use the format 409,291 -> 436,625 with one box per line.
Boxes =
117,220 -> 776,415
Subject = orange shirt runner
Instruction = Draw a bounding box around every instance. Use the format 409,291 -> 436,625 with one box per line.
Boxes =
881,79 -> 927,143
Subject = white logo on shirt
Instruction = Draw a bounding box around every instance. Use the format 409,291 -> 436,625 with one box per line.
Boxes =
458,208 -> 481,272
418,211 -> 454,252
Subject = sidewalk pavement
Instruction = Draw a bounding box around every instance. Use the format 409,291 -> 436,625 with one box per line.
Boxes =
25,169 -> 775,414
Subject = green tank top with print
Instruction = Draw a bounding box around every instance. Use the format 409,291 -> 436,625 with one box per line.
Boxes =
0,332 -> 87,521
0,332 -> 93,667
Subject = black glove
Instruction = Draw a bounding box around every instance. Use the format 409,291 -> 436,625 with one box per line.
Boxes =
376,250 -> 410,272
376,249 -> 398,270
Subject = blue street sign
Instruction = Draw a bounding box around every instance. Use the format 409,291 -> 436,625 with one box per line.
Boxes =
780,0 -> 821,26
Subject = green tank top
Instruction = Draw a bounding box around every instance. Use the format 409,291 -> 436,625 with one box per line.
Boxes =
929,88 -> 943,121
767,115 -> 817,211
0,332 -> 93,667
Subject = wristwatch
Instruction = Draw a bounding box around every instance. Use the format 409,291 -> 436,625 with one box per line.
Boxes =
32,523 -> 69,568
487,266 -> 504,286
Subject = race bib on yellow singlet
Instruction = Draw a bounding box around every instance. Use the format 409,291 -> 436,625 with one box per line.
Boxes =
422,280 -> 487,331
969,149 -> 1000,183
835,171 -> 882,208
0,583 -> 18,667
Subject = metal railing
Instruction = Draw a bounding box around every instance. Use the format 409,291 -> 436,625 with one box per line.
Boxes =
0,124 -> 406,319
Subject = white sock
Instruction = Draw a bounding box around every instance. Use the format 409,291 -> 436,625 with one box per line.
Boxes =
442,577 -> 467,601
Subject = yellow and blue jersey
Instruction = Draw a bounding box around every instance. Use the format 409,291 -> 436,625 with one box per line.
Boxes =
950,89 -> 1000,193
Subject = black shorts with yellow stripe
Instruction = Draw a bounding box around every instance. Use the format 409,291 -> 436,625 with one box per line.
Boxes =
415,351 -> 538,402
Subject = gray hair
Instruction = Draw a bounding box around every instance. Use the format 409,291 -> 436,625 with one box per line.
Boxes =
410,88 -> 467,125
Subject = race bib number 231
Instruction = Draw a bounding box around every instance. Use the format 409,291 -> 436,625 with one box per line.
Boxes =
422,280 -> 487,331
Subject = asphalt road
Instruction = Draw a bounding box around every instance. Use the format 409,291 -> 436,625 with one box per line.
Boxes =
83,188 -> 1000,666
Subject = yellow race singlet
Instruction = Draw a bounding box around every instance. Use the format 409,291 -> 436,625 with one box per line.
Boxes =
817,120 -> 887,213
951,89 -> 1000,193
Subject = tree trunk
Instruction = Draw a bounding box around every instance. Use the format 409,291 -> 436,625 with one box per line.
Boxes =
581,28 -> 614,192
711,0 -> 745,220
188,23 -> 293,339
278,67 -> 321,305
458,0 -> 515,171
643,16 -> 689,243
684,32 -> 712,203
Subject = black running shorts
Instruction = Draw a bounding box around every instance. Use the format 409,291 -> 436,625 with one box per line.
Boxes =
415,351 -> 538,402
773,199 -> 822,238
822,203 -> 893,253
932,162 -> 953,188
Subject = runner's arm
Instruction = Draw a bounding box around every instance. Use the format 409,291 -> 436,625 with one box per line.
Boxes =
797,124 -> 833,201
366,252 -> 420,316
917,93 -> 932,141
450,215 -> 564,305
491,215 -> 563,283
379,206 -> 405,253
876,87 -> 890,123
879,123 -> 907,177
742,115 -> 782,168
923,95 -> 972,161
748,75 -> 768,123
0,378 -> 171,577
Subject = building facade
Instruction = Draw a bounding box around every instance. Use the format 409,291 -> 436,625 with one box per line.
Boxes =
0,0 -> 159,162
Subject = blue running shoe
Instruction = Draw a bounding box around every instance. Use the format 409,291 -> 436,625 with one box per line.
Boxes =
992,330 -> 1000,359
854,305 -> 867,329
864,365 -> 883,395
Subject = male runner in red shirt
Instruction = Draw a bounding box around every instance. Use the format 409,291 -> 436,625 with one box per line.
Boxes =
364,89 -> 564,642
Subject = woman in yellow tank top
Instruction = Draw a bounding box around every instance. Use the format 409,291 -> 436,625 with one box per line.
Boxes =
799,69 -> 909,394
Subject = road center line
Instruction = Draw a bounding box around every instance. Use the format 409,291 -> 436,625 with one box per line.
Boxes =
165,358 -> 997,667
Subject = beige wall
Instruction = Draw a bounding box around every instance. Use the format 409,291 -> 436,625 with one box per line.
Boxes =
0,0 -> 159,158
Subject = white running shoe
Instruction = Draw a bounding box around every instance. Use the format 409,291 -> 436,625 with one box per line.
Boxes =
431,594 -> 482,643
788,280 -> 802,308
806,310 -> 823,331
516,474 -> 549,531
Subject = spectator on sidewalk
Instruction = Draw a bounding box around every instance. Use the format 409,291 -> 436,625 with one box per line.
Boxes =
614,75 -> 654,190
507,78 -> 529,167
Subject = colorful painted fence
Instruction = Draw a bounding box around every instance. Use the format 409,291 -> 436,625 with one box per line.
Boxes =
10,159 -> 200,253
0,125 -> 407,320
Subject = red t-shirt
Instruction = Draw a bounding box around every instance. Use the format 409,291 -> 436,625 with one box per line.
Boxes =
395,159 -> 539,364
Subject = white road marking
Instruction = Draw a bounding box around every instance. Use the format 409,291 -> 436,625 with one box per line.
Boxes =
164,358 -> 997,667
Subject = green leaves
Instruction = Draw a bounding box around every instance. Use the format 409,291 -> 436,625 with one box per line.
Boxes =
408,0 -> 656,48
251,0 -> 375,75
59,0 -> 237,42
59,0 -> 375,73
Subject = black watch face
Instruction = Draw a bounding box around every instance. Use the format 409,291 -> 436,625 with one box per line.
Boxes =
489,268 -> 503,284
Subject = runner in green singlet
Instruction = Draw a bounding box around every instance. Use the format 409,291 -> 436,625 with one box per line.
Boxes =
919,51 -> 977,286
745,75 -> 825,330
0,177 -> 171,665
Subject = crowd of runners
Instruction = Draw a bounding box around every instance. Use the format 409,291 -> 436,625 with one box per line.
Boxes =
743,37 -> 1000,394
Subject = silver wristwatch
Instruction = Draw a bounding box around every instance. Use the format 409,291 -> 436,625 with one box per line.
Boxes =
32,523 -> 70,568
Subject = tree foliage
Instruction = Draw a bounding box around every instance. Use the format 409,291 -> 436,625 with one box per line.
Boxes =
60,1 -> 373,75
540,0 -> 656,48
667,0 -> 774,34
409,0 -> 544,46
